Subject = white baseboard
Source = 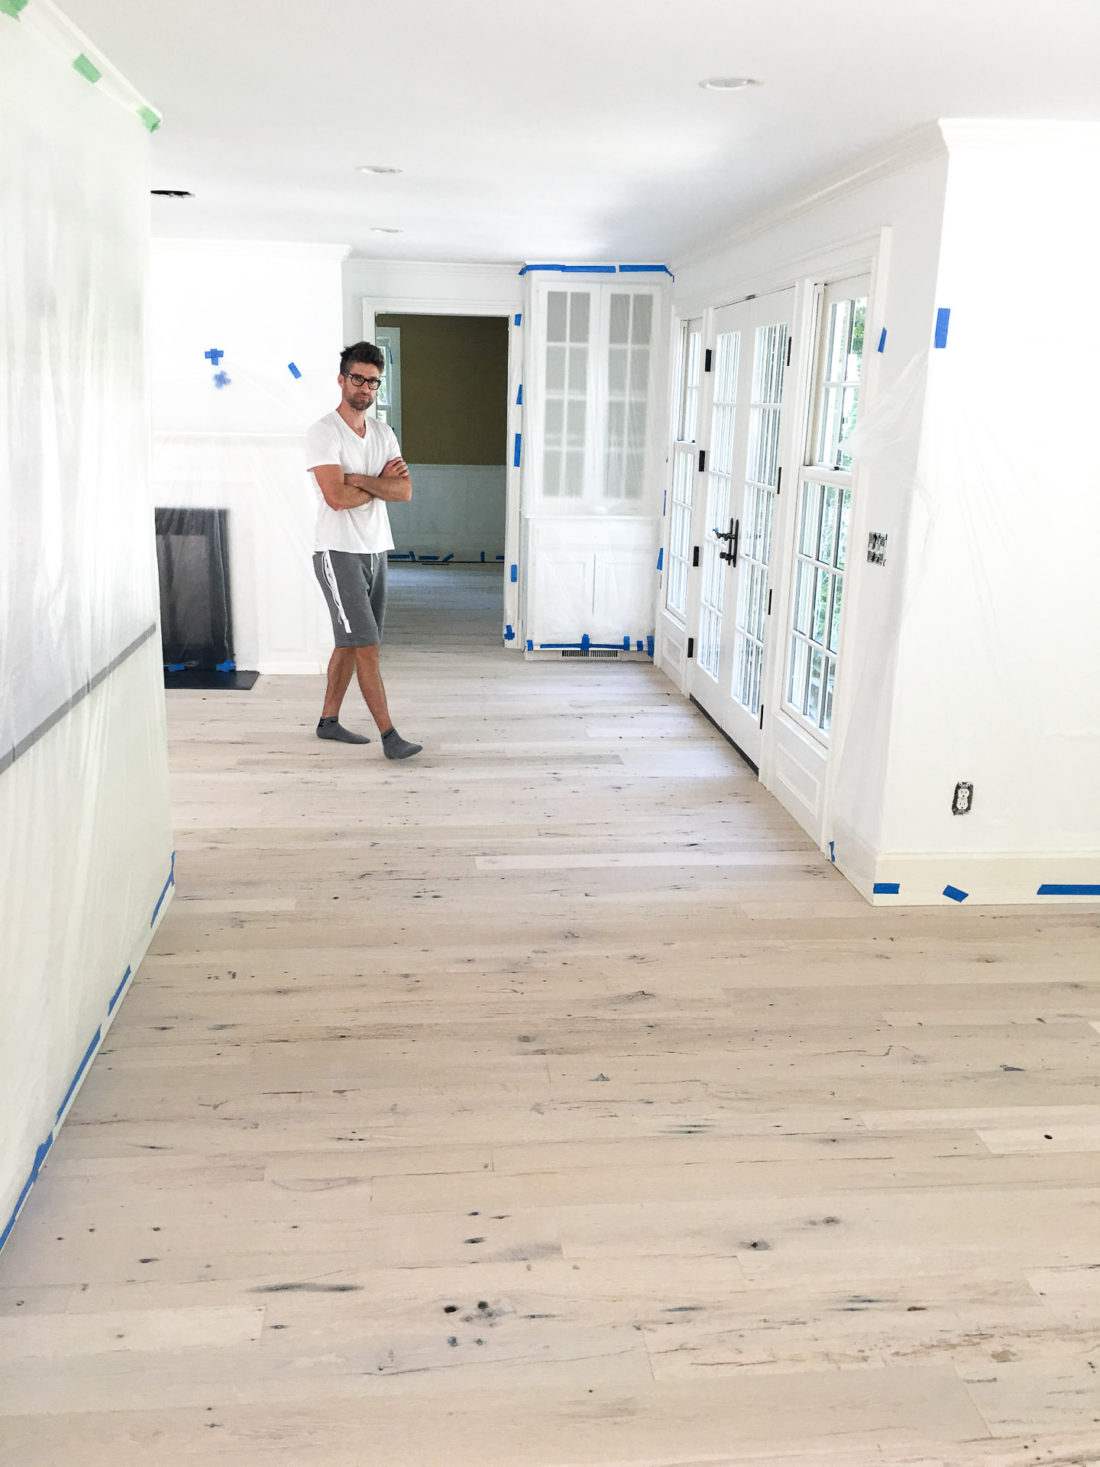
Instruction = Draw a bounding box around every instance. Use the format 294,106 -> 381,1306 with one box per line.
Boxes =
843,851 -> 1100,906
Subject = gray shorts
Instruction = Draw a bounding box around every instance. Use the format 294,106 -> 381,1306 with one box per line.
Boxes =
313,550 -> 388,647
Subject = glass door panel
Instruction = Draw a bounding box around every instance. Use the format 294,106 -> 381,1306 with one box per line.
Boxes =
688,290 -> 794,766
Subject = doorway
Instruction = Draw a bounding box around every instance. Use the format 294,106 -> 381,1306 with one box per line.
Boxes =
373,313 -> 509,565
687,288 -> 795,769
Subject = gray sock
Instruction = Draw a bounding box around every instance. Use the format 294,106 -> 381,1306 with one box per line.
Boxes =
317,717 -> 371,745
381,727 -> 422,760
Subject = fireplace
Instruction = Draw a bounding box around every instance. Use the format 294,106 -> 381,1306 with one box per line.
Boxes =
154,507 -> 257,689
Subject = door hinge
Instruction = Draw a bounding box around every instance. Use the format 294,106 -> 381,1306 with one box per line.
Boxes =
692,546 -> 700,568
759,702 -> 765,730
767,589 -> 772,615
704,348 -> 712,373
687,637 -> 695,660
776,465 -> 782,495
786,336 -> 792,367
698,449 -> 706,473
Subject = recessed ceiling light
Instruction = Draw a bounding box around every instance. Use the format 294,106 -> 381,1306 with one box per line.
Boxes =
699,76 -> 761,91
371,226 -> 404,234
357,164 -> 402,175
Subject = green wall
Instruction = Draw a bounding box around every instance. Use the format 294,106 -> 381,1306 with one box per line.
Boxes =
375,314 -> 507,466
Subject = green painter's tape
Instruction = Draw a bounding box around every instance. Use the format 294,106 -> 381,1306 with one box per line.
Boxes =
73,53 -> 102,83
138,106 -> 161,132
0,0 -> 31,18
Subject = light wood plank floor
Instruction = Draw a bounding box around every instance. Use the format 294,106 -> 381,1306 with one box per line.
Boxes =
2,564 -> 1099,1466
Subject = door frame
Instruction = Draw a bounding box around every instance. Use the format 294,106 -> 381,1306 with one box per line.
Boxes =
361,296 -> 522,644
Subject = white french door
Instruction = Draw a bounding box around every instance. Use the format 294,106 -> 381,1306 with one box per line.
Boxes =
688,289 -> 794,766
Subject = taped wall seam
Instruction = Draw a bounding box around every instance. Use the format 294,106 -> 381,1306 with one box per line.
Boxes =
0,852 -> 175,1256
0,622 -> 158,777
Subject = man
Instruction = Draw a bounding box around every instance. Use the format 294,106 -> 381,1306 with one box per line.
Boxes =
305,342 -> 422,759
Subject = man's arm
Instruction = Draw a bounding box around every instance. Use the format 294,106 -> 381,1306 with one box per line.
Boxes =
344,457 -> 413,503
311,463 -> 371,511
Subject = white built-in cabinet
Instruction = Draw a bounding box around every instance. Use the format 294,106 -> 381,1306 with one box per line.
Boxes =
520,274 -> 668,650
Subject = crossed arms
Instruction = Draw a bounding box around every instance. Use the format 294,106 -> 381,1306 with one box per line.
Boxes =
312,458 -> 412,510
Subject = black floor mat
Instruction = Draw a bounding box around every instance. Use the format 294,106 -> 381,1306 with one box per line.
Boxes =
163,669 -> 259,691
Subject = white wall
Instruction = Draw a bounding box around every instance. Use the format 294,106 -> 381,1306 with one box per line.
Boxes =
0,8 -> 173,1249
387,465 -> 507,560
670,130 -> 950,883
878,124 -> 1100,897
149,241 -> 348,672
664,121 -> 1100,903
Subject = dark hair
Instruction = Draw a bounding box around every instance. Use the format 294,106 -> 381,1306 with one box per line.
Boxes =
340,341 -> 384,376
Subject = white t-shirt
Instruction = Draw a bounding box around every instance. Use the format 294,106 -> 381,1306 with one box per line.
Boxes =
305,410 -> 402,554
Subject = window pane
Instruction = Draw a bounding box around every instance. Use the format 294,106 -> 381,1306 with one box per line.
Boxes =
608,293 -> 630,344
569,293 -> 589,343
819,485 -> 838,564
632,294 -> 653,345
546,345 -> 565,392
793,560 -> 813,636
547,292 -> 567,342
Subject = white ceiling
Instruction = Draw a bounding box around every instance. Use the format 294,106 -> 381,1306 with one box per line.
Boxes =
62,0 -> 1100,266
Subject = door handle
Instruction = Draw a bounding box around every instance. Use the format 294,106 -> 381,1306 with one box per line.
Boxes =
716,517 -> 739,566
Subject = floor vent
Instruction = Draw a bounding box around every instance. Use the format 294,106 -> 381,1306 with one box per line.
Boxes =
561,648 -> 620,659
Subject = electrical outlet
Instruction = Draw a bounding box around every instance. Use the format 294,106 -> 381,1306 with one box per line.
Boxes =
952,781 -> 973,815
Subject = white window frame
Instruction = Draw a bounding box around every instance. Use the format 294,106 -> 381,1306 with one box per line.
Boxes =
783,275 -> 869,745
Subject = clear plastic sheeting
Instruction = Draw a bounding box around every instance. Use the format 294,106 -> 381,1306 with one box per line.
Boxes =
0,4 -> 172,1248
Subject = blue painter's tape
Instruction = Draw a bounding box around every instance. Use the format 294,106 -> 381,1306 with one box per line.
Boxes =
216,659 -> 235,672
204,348 -> 224,365
0,1134 -> 54,1255
151,851 -> 176,928
829,841 -> 836,863
480,551 -> 486,562
213,371 -> 231,389
514,313 -> 522,327
943,884 -> 968,903
441,554 -> 454,564
934,307 -> 951,349
1037,883 -> 1100,896
510,564 -> 518,583
662,490 -> 667,517
108,965 -> 132,1016
287,361 -> 302,379
646,635 -> 654,658
56,1026 -> 102,1122
873,882 -> 901,895
877,328 -> 886,354
387,551 -> 416,561
617,264 -> 674,278
496,555 -> 505,561
504,625 -> 515,640
657,547 -> 664,571
513,433 -> 522,468
581,634 -> 591,652
622,637 -> 630,650
526,639 -> 533,651
516,383 -> 523,406
637,640 -> 644,652
167,662 -> 186,672
519,263 -> 617,275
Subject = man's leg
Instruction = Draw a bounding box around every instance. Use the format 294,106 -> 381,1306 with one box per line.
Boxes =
321,646 -> 355,718
317,644 -> 371,743
353,645 -> 393,732
355,646 -> 422,760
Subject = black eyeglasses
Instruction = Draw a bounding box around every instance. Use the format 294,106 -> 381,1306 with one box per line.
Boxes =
345,372 -> 383,389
